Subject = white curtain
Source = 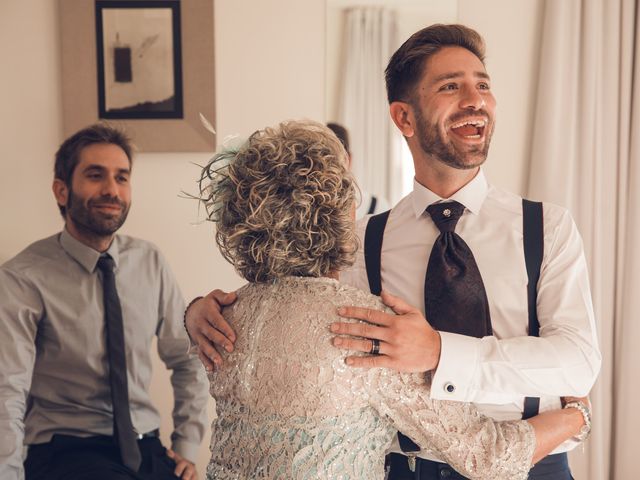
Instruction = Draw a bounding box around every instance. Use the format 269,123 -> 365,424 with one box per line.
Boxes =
338,7 -> 403,204
527,0 -> 640,478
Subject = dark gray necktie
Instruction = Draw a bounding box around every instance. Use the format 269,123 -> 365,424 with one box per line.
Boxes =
97,255 -> 142,471
424,201 -> 492,337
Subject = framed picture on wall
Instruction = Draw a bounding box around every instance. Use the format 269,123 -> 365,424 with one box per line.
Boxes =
59,0 -> 215,152
95,1 -> 183,119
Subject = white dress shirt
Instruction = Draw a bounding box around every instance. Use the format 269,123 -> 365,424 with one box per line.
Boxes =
342,169 -> 601,457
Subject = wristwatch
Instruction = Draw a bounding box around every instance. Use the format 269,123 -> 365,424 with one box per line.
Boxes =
563,400 -> 592,442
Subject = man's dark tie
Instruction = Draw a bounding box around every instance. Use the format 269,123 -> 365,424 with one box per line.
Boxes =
97,255 -> 142,472
424,201 -> 492,338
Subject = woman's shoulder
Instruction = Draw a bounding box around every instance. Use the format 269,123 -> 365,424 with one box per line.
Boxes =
234,277 -> 386,309
333,281 -> 388,312
227,277 -> 390,339
277,277 -> 388,314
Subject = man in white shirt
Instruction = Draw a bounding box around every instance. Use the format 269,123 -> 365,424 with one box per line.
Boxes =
184,24 -> 601,479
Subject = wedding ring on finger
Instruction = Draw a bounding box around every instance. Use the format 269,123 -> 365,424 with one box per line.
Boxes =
369,338 -> 380,355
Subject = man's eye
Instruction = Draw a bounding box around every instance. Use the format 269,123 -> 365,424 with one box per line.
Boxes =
479,82 -> 491,90
440,83 -> 458,91
117,176 -> 129,183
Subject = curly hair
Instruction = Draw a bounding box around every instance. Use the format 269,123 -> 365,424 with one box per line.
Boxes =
200,120 -> 357,283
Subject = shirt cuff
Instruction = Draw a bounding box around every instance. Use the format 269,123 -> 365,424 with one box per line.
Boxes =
187,343 -> 199,356
171,438 -> 200,464
430,332 -> 480,401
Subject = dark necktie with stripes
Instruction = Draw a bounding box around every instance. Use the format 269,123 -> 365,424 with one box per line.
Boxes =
97,255 -> 142,472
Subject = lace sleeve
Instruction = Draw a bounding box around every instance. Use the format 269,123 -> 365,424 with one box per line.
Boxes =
368,370 -> 536,480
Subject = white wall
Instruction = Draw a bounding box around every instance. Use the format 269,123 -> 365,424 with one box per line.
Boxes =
0,1 -> 63,263
215,0 -> 326,140
1,0 -> 541,475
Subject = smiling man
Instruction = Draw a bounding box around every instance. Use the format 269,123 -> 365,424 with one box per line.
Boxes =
0,124 -> 208,480
331,25 -> 600,479
184,25 -> 600,480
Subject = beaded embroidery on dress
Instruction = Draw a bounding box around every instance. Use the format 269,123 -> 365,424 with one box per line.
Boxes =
206,277 -> 534,480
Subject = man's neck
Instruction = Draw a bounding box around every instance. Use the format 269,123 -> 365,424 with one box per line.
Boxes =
65,221 -> 114,253
414,160 -> 479,199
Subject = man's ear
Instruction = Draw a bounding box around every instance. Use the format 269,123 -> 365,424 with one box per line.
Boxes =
389,101 -> 415,138
52,179 -> 69,211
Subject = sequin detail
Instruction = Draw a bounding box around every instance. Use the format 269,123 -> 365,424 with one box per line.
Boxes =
206,277 -> 534,479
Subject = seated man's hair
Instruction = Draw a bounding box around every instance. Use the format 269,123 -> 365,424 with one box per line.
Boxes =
326,122 -> 350,154
54,123 -> 133,216
200,120 -> 356,283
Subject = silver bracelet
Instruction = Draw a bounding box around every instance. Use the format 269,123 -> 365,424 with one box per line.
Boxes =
563,400 -> 592,442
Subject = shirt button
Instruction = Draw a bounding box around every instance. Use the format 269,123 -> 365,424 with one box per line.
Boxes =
444,382 -> 455,394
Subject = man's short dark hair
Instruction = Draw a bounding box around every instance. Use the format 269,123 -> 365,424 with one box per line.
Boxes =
385,24 -> 486,104
326,122 -> 350,154
54,123 -> 133,216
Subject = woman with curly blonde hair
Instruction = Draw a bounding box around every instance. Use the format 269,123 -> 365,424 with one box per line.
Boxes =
200,120 -> 588,480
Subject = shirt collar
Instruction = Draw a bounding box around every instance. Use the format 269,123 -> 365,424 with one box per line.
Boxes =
59,229 -> 120,273
411,168 -> 489,218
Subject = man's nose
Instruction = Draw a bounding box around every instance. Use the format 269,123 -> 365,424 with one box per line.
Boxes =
459,86 -> 485,111
101,177 -> 119,197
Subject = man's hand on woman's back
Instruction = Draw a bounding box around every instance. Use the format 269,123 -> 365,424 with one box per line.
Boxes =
185,290 -> 237,371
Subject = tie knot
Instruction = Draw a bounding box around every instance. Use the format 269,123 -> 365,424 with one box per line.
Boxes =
426,201 -> 465,233
97,254 -> 115,273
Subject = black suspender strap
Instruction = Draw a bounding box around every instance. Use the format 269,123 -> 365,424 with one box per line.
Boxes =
364,210 -> 421,455
364,210 -> 390,296
522,198 -> 544,419
367,196 -> 378,215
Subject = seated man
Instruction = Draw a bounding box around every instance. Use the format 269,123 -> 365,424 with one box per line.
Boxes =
0,124 -> 208,480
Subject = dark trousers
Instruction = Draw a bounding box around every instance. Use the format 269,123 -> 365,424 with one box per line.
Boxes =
24,434 -> 179,480
386,452 -> 573,480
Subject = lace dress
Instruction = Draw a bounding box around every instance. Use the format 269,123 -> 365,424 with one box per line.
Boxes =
206,277 -> 535,480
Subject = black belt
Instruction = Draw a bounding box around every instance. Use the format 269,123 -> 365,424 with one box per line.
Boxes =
135,428 -> 160,440
31,428 -> 160,447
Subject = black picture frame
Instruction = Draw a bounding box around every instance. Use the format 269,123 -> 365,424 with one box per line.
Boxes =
95,0 -> 183,119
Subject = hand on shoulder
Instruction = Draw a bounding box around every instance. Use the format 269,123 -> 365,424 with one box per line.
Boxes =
184,289 -> 238,371
330,291 -> 441,373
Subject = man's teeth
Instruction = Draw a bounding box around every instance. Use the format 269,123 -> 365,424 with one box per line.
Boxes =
451,119 -> 486,128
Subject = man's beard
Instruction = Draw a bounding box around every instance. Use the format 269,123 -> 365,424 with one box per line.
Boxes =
66,189 -> 129,237
414,107 -> 493,170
